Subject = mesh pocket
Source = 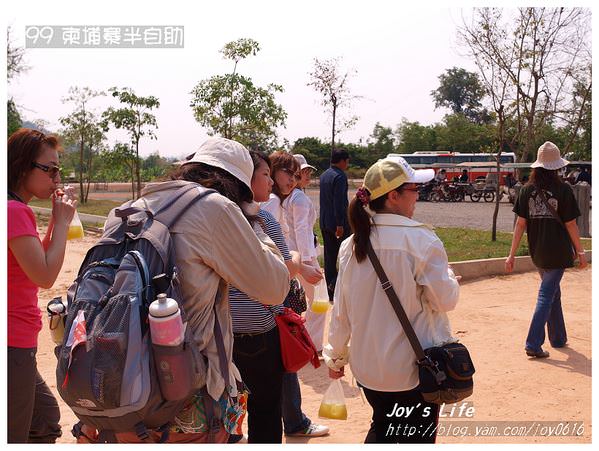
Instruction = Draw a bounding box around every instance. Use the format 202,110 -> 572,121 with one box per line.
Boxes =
89,294 -> 132,408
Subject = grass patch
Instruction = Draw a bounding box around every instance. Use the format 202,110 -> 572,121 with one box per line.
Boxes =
436,227 -> 528,261
29,198 -> 124,217
314,223 -> 591,263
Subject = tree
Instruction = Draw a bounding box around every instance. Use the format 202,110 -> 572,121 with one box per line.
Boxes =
103,87 -> 160,199
59,87 -> 106,203
395,119 -> 438,153
7,99 -> 22,137
7,26 -> 28,137
100,144 -> 138,198
431,67 -> 490,124
190,38 -> 287,149
307,57 -> 360,156
368,123 -> 396,161
459,7 -> 592,163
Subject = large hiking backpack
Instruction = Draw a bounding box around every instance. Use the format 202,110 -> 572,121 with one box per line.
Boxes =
56,183 -> 229,442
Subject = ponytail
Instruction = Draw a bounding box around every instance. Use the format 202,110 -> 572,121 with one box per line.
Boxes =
349,196 -> 372,263
349,185 -> 405,262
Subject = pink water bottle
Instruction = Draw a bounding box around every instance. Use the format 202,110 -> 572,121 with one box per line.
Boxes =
149,293 -> 192,400
149,294 -> 184,346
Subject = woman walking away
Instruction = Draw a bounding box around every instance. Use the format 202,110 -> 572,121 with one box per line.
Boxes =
324,156 -> 461,443
285,154 -> 325,353
262,151 -> 329,438
8,128 -> 77,443
506,141 -> 587,358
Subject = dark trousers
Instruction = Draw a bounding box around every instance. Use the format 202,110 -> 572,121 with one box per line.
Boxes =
360,384 -> 439,444
322,228 -> 349,302
233,327 -> 284,443
7,347 -> 62,443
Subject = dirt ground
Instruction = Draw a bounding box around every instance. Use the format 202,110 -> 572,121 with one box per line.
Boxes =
36,230 -> 592,444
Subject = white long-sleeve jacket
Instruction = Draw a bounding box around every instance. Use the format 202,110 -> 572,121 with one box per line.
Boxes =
284,189 -> 318,262
324,213 -> 459,392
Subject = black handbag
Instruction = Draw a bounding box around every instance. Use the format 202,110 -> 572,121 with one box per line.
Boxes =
366,242 -> 475,405
284,278 -> 307,315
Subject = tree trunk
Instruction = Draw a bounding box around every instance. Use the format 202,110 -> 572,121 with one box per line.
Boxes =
135,140 -> 141,199
130,163 -> 135,200
491,112 -> 506,242
85,152 -> 93,203
331,102 -> 337,157
79,137 -> 85,204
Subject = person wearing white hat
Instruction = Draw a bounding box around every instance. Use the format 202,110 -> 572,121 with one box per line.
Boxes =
506,141 -> 587,359
284,154 -> 325,354
102,137 -> 291,443
324,156 -> 461,443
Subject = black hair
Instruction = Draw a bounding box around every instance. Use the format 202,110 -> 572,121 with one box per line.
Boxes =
348,185 -> 406,263
331,149 -> 350,164
528,167 -> 562,191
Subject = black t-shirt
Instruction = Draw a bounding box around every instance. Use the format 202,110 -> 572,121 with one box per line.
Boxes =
513,182 -> 580,269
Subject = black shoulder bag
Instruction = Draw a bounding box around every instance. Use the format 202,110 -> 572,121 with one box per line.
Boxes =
366,242 -> 475,404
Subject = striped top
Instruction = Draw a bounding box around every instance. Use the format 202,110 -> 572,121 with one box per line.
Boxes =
229,209 -> 289,334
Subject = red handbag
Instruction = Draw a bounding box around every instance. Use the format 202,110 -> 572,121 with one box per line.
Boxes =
274,308 -> 321,372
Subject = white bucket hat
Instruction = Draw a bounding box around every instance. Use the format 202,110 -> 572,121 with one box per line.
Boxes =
182,137 -> 254,198
364,156 -> 434,201
531,141 -> 569,170
293,154 -> 317,171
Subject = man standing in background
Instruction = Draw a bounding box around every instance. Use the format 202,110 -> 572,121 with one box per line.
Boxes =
319,149 -> 351,302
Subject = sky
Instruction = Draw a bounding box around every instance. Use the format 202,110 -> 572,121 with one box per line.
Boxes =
4,1 -> 569,159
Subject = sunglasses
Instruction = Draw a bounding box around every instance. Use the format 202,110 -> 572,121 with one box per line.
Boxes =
281,168 -> 301,180
32,162 -> 61,178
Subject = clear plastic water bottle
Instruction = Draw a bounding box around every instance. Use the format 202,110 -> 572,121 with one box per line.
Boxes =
149,291 -> 192,401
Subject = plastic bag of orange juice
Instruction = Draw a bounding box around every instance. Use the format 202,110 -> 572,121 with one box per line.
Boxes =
311,278 -> 330,314
318,379 -> 347,420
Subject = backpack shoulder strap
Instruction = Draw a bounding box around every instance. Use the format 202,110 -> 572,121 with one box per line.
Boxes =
153,183 -> 216,229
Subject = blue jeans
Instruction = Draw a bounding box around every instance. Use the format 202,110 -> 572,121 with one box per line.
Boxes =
526,268 -> 567,352
281,372 -> 311,434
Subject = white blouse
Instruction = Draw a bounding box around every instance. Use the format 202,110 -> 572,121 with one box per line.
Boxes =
261,193 -> 290,241
324,213 -> 460,392
284,189 -> 318,261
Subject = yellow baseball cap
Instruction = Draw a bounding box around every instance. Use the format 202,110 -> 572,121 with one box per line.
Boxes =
364,156 -> 434,200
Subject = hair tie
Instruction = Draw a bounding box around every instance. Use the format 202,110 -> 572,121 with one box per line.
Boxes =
356,187 -> 371,206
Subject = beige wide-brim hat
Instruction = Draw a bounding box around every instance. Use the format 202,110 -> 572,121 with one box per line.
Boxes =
182,137 -> 254,198
531,141 -> 569,170
364,156 -> 434,201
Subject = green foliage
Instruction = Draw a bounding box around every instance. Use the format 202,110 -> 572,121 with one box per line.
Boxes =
59,87 -> 106,203
190,74 -> 286,149
7,99 -> 22,137
103,87 -> 160,198
220,38 -> 260,63
395,120 -> 439,152
190,38 -> 287,150
431,67 -> 490,124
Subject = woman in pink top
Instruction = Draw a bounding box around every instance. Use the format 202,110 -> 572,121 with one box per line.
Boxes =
8,128 -> 76,443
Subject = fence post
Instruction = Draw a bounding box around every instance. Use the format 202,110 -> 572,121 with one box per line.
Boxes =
572,182 -> 591,238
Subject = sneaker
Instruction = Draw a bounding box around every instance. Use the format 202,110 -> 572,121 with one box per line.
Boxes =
317,350 -> 325,361
286,423 -> 330,437
525,348 -> 550,358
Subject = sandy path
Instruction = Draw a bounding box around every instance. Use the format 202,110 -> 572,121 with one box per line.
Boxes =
35,230 -> 591,444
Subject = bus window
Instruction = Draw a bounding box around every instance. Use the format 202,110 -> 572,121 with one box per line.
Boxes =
403,156 -> 421,165
419,156 -> 435,164
437,156 -> 450,163
499,154 -> 515,163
